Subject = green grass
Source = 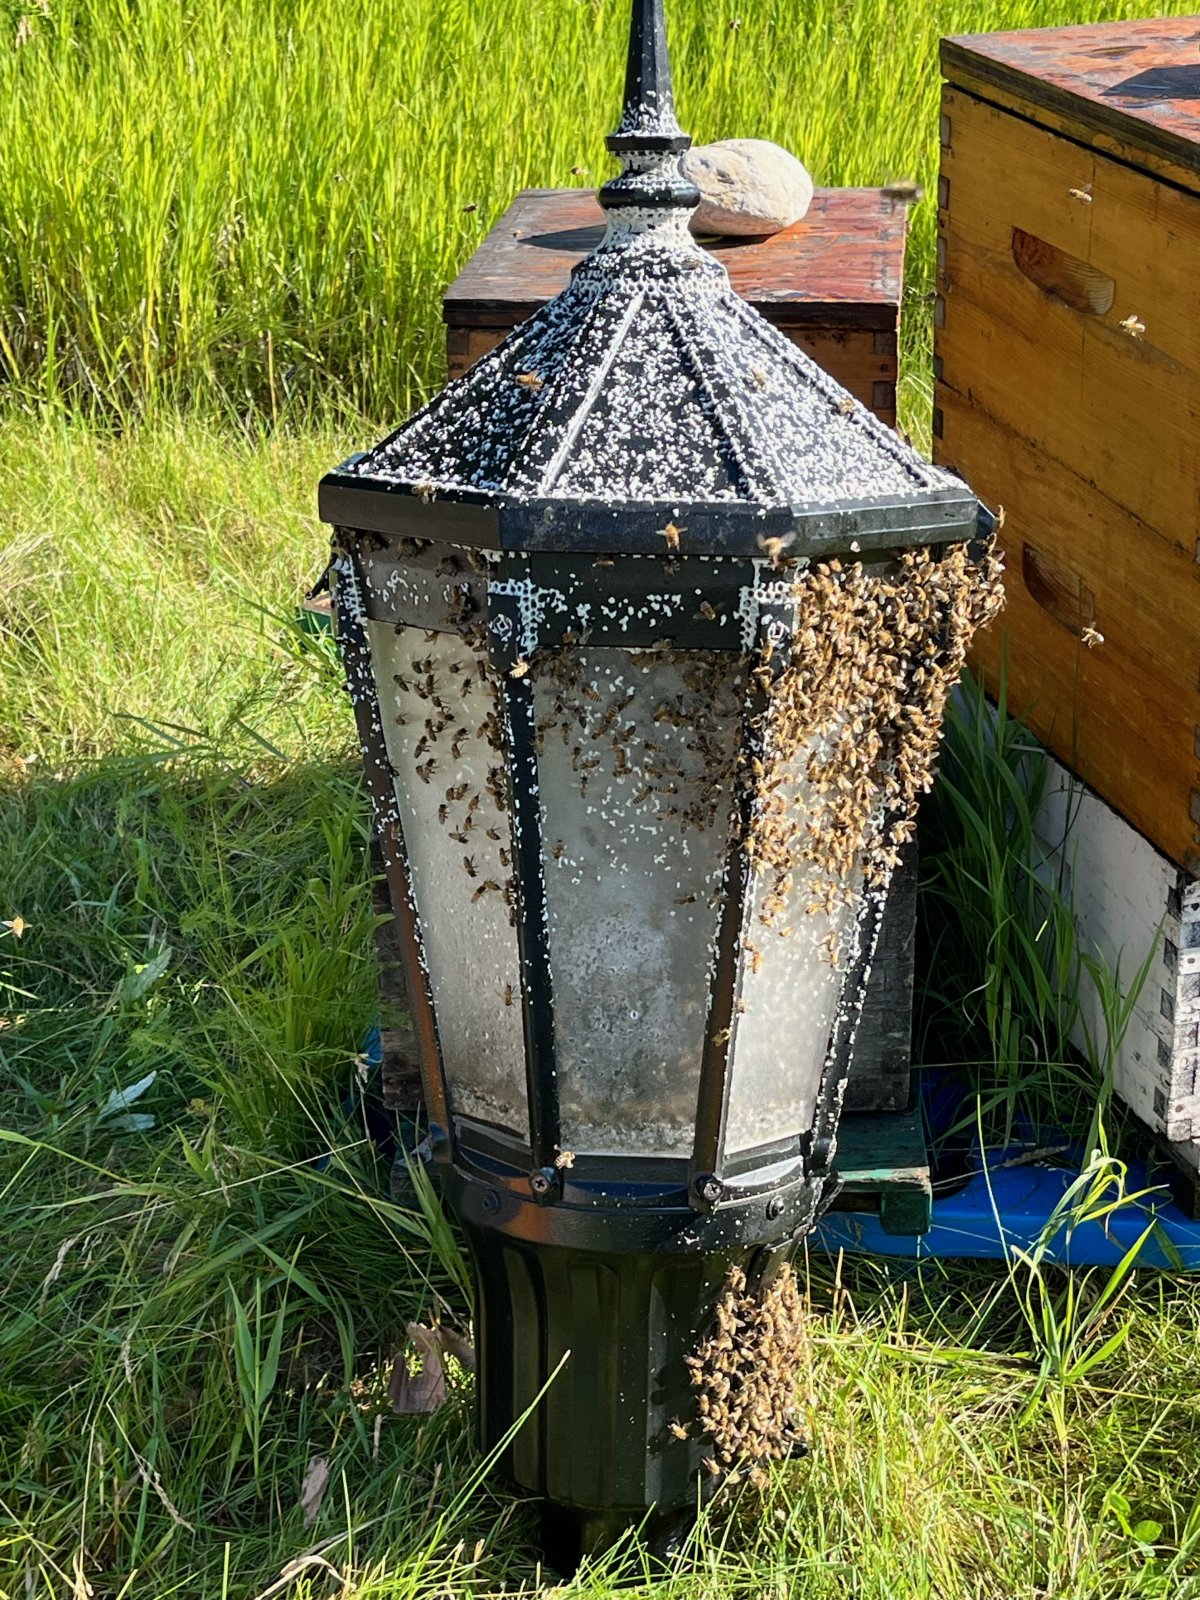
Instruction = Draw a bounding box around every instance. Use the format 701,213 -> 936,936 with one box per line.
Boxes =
4,0 -> 1200,1595
0,0 -> 1192,428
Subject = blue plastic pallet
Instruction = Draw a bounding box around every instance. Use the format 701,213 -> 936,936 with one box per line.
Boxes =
816,1149 -> 1200,1269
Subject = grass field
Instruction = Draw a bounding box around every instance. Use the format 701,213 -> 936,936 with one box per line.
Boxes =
4,1 -> 1200,1596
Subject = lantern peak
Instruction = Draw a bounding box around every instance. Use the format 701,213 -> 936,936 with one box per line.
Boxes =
320,0 -> 983,559
610,0 -> 686,148
600,0 -> 700,222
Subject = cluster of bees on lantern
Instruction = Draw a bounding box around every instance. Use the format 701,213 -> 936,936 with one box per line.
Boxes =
533,644 -> 745,874
742,540 -> 1003,963
677,1262 -> 809,1489
367,533 -> 1001,973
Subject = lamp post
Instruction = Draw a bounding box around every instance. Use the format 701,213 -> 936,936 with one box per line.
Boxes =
319,0 -> 1000,1569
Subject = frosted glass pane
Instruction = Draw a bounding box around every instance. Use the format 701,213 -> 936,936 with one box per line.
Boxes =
721,752 -> 861,1157
369,622 -> 528,1137
533,647 -> 743,1155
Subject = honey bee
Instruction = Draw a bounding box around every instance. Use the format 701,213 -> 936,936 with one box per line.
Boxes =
552,840 -> 565,860
463,855 -> 477,878
437,804 -> 449,824
553,1150 -> 575,1170
502,983 -> 515,1007
882,177 -> 924,203
699,601 -> 717,621
515,371 -> 545,391
592,555 -> 614,568
749,366 -> 767,389
486,826 -> 501,841
413,481 -> 437,504
837,396 -> 855,415
660,521 -> 682,553
509,659 -> 530,679
667,1419 -> 689,1441
471,879 -> 501,902
1067,183 -> 1093,203
711,1028 -> 731,1046
1119,313 -> 1145,338
415,758 -> 438,784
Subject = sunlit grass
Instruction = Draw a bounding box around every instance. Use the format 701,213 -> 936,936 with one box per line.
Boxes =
1,0 -> 1192,425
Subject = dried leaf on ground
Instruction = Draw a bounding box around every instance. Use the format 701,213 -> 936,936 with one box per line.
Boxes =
437,1324 -> 476,1372
389,1322 -> 447,1414
387,1322 -> 475,1411
299,1455 -> 330,1528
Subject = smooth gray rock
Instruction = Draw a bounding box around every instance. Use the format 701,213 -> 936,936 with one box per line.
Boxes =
683,139 -> 814,236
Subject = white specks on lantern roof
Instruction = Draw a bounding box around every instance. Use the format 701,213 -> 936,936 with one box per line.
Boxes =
348,0 -> 962,518
350,228 -> 957,511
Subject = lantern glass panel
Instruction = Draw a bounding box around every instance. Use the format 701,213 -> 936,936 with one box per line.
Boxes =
720,756 -> 859,1158
369,622 -> 529,1137
531,646 -> 743,1156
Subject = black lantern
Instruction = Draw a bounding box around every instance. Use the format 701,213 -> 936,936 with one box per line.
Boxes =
319,0 -> 999,1569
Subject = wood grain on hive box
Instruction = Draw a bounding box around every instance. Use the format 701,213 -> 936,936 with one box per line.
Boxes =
444,187 -> 909,425
934,17 -> 1200,874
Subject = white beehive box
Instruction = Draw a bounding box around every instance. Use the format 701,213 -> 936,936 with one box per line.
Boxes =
1033,751 -> 1200,1181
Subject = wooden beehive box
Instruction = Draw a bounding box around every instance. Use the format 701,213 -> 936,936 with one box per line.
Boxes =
934,17 -> 1200,875
444,186 -> 910,426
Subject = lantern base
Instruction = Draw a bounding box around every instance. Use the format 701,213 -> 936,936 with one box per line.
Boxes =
445,1167 -> 821,1570
536,1500 -> 698,1578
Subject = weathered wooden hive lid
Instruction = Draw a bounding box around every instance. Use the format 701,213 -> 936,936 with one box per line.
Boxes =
942,17 -> 1200,193
320,0 -> 980,558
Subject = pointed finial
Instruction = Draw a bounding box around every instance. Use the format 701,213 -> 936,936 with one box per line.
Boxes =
600,0 -> 699,217
610,0 -> 687,149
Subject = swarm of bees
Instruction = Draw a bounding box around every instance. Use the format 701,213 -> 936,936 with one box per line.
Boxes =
681,1262 -> 808,1489
380,534 -> 1002,987
533,645 -> 745,837
387,621 -> 521,930
740,537 -> 1004,960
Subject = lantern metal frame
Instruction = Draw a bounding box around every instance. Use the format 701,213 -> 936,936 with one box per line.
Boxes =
320,0 -> 997,1566
330,525 -> 969,1228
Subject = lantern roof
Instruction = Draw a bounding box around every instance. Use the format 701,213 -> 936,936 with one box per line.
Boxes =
319,0 -> 981,559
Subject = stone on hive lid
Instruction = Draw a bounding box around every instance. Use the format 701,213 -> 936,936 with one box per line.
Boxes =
683,139 -> 814,236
